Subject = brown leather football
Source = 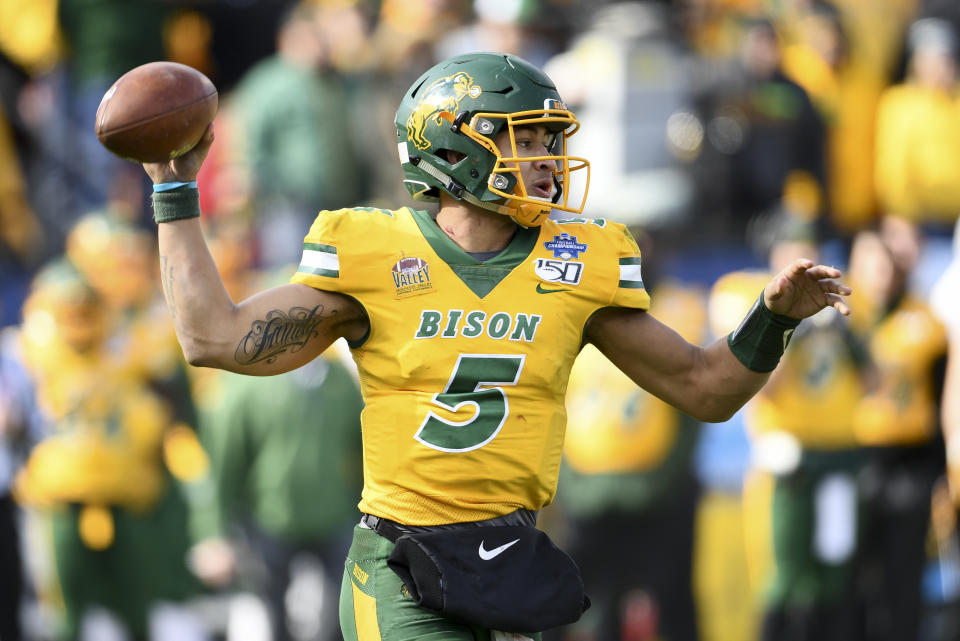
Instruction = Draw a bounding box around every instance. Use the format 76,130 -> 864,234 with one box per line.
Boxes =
96,61 -> 218,163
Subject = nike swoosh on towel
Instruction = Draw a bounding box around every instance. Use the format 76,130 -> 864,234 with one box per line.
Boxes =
478,538 -> 520,560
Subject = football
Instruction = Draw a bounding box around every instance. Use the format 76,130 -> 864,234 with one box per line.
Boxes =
95,61 -> 218,163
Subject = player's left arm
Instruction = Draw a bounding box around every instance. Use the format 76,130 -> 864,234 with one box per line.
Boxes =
585,259 -> 851,423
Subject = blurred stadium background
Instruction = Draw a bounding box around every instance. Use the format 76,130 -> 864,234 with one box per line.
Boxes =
0,1 -> 959,640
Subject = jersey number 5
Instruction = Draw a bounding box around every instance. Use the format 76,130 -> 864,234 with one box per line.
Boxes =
415,354 -> 526,452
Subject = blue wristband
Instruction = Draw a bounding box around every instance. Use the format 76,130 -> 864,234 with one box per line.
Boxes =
153,181 -> 198,192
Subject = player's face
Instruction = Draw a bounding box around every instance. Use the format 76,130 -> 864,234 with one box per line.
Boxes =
493,125 -> 556,200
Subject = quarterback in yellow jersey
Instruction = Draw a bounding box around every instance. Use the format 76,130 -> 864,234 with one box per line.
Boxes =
290,206 -> 647,526
141,52 -> 851,639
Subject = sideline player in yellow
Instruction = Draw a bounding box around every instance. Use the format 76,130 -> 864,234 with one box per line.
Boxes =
139,53 -> 851,640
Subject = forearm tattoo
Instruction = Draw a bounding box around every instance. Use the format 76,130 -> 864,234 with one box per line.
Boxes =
159,255 -> 176,319
235,305 -> 326,365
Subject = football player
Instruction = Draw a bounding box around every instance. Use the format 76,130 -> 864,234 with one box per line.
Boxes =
712,222 -> 870,641
141,52 -> 850,639
15,259 -> 208,641
846,227 -> 948,641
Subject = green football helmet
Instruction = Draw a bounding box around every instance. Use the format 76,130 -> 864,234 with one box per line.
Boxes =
395,52 -> 590,227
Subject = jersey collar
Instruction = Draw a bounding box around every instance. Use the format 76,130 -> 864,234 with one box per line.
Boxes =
410,208 -> 540,298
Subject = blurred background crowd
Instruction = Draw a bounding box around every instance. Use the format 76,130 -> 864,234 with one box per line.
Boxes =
1,0 -> 960,640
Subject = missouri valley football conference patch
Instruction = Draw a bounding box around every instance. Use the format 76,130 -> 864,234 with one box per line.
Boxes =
392,256 -> 434,298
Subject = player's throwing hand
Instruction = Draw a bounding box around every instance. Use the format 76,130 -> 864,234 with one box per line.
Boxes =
142,124 -> 215,186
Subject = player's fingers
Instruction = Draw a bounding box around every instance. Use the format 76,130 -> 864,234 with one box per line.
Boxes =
186,123 -> 215,159
785,258 -> 815,278
819,279 -> 852,296
826,293 -> 851,316
168,124 -> 214,179
196,123 -> 215,149
804,264 -> 843,280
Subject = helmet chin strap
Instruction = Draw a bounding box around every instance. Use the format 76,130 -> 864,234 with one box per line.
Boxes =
462,188 -> 552,227
459,188 -> 510,216
414,154 -> 551,226
462,191 -> 550,227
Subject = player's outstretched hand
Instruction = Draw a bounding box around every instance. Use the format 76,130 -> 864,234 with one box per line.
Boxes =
142,123 -> 215,185
764,258 -> 851,319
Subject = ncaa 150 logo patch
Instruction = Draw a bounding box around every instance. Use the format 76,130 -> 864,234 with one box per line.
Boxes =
392,256 -> 434,298
534,258 -> 583,285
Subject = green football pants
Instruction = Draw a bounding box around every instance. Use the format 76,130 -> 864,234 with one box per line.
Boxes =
339,524 -> 543,641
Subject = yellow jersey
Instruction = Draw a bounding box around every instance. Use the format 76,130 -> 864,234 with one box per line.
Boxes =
291,207 -> 650,525
748,310 -> 867,449
875,85 -> 960,223
17,335 -> 171,512
853,296 -> 947,446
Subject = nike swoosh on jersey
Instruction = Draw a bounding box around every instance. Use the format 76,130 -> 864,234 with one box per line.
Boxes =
536,283 -> 568,294
478,538 -> 520,560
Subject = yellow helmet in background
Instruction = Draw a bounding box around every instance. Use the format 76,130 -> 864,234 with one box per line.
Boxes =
22,258 -> 107,355
707,270 -> 772,339
66,211 -> 157,310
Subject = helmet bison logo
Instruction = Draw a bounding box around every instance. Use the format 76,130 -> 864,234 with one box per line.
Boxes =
406,72 -> 482,150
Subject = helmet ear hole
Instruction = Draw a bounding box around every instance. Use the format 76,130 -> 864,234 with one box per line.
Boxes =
437,148 -> 467,166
